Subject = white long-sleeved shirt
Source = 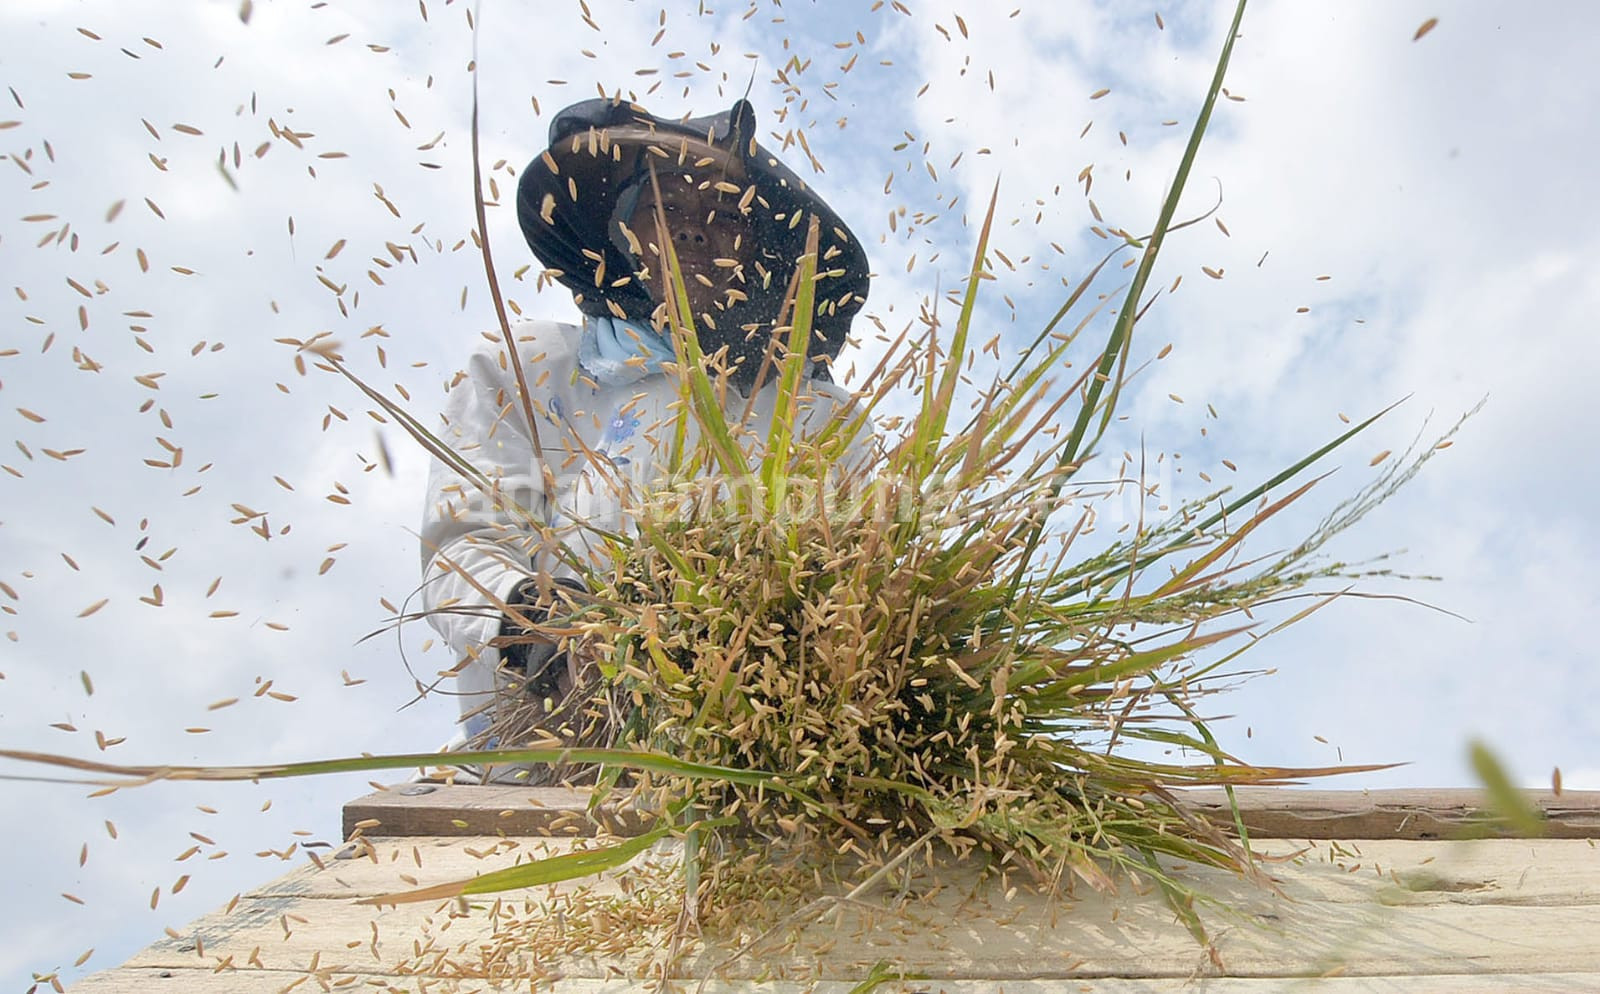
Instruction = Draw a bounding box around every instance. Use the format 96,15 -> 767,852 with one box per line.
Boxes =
420,318 -> 862,735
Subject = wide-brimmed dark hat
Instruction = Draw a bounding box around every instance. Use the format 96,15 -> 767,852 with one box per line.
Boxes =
516,97 -> 869,370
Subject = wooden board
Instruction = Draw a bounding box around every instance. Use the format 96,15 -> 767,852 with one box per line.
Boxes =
68,970 -> 1600,993
254,837 -> 1600,909
76,834 -> 1600,989
1178,787 -> 1600,841
340,782 -> 650,841
75,789 -> 1600,992
342,783 -> 1600,841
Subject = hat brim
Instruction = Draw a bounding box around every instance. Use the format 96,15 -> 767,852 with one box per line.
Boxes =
517,98 -> 868,365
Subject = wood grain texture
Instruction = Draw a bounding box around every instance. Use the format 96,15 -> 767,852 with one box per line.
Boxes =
342,784 -> 1600,842
98,835 -> 1600,984
68,969 -> 1600,993
74,788 -> 1600,991
340,782 -> 648,841
1177,787 -> 1600,840
254,837 -> 1600,909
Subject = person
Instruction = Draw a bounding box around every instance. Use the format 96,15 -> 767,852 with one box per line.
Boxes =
419,97 -> 871,775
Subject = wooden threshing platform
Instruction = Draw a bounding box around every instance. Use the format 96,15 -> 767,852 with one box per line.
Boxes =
70,787 -> 1600,992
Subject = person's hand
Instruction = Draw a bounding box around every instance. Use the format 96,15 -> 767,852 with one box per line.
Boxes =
498,576 -> 586,701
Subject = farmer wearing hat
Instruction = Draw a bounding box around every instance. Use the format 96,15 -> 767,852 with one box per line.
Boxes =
419,97 -> 870,771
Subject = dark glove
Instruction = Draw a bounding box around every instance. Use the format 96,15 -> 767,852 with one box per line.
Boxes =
499,576 -> 587,701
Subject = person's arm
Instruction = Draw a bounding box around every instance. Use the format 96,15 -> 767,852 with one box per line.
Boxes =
419,327 -> 568,715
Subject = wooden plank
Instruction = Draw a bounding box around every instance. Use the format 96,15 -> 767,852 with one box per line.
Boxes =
340,783 -> 647,841
118,889 -> 1600,979
343,785 -> 1600,842
1278,838 -> 1600,908
1178,787 -> 1600,840
260,836 -> 1600,910
74,786 -> 1600,991
248,836 -> 612,901
68,967 -> 1600,993
117,835 -> 1600,981
115,891 -> 1600,980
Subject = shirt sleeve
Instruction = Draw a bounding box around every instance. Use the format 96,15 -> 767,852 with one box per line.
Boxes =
418,325 -> 570,712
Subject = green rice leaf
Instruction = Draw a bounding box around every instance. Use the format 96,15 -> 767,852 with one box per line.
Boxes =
0,745 -> 792,792
1469,740 -> 1545,837
1061,0 -> 1250,471
359,821 -> 674,906
761,216 -> 822,516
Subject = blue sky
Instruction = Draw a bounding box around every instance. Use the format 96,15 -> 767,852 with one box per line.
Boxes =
2,1 -> 1597,988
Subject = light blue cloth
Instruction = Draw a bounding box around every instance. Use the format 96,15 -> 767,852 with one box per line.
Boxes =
577,314 -> 676,386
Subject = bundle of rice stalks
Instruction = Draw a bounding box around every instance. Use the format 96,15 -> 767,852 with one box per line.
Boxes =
498,184 -> 1436,943
405,2 -> 1465,946
454,0 -> 1451,934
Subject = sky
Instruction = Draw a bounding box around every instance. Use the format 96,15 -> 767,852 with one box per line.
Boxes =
2,0 -> 1597,988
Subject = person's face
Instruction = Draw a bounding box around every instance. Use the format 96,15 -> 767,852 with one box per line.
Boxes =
628,178 -> 752,327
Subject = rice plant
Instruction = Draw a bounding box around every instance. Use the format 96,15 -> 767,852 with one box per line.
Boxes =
426,0 -> 1439,938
